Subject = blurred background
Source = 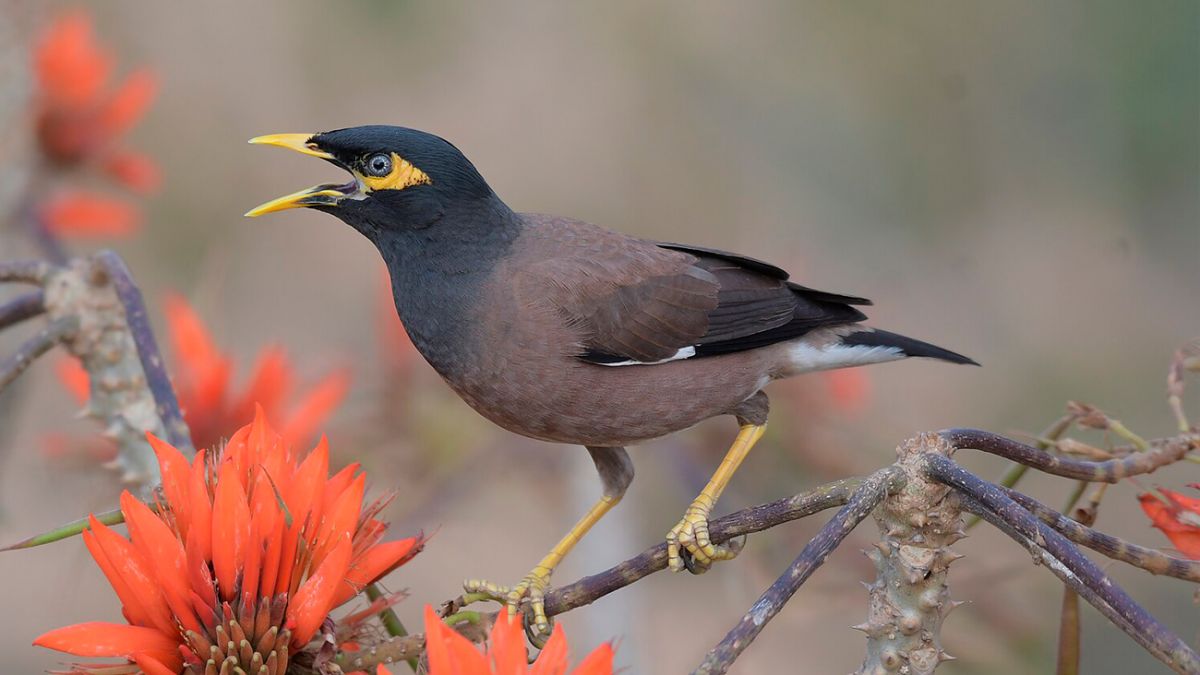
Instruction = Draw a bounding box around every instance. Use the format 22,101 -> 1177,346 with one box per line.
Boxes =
1,1 -> 1197,672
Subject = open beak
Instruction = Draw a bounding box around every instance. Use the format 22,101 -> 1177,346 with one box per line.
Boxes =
244,133 -> 360,217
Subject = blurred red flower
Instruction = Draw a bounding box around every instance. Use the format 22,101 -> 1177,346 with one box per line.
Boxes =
34,411 -> 424,674
1138,486 -> 1200,559
420,605 -> 614,675
822,368 -> 871,414
31,9 -> 159,240
59,293 -> 350,451
39,190 -> 141,237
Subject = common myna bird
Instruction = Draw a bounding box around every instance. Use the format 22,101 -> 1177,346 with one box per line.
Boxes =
247,125 -> 976,635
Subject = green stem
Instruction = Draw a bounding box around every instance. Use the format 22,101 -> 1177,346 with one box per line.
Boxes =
0,507 -> 124,551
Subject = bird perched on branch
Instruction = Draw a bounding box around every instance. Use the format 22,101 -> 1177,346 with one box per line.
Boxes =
247,125 -> 976,636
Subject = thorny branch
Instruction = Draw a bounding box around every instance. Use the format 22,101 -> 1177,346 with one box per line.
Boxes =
926,454 -> 1200,674
693,467 -> 902,675
0,251 -> 193,486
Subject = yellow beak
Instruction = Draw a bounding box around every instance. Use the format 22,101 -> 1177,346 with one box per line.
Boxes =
245,133 -> 351,217
247,133 -> 333,159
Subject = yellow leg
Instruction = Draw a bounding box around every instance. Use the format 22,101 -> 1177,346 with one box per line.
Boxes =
465,492 -> 620,637
667,423 -> 766,573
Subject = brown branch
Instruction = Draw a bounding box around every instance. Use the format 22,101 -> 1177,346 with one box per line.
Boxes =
693,467 -> 902,675
927,455 -> 1200,674
543,476 -> 863,616
940,428 -> 1196,482
1002,486 -> 1200,582
0,315 -> 76,391
0,260 -> 52,284
0,290 -> 44,331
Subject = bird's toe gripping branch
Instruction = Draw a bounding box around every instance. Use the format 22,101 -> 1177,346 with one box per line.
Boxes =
464,566 -> 557,641
667,503 -> 746,574
667,423 -> 766,574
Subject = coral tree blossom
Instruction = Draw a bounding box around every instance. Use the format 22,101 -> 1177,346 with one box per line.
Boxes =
417,605 -> 613,675
34,411 -> 423,674
1139,486 -> 1200,559
59,293 -> 350,452
32,9 -> 160,238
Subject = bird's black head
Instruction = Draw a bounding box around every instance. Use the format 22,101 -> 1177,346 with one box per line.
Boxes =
245,125 -> 497,237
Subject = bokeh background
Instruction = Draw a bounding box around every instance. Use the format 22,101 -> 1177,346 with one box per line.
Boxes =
2,1 -> 1198,672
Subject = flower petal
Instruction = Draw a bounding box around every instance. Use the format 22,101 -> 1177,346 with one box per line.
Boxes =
134,652 -> 182,675
488,613 -> 527,675
120,491 -> 200,634
529,623 -> 569,675
83,515 -> 174,636
56,356 -> 90,404
212,459 -> 251,601
279,368 -> 351,446
34,622 -> 178,664
286,534 -> 353,647
34,10 -> 112,108
41,191 -> 140,237
423,604 -> 488,675
569,643 -> 614,675
148,432 -> 192,537
103,149 -> 161,193
333,536 -> 424,607
98,68 -> 157,138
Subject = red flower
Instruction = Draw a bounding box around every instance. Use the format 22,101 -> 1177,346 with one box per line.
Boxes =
822,368 -> 870,414
1139,486 -> 1200,558
34,411 -> 424,673
39,191 -> 141,238
420,605 -> 614,675
59,293 -> 350,452
31,9 -> 159,239
34,9 -> 157,166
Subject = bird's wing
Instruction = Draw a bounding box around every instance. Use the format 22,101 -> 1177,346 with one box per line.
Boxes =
515,217 -> 870,364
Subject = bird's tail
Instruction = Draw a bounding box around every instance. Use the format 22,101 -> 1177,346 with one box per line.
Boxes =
841,328 -> 979,366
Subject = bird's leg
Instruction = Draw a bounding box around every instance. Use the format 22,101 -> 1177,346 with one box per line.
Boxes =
668,392 -> 770,573
464,445 -> 633,639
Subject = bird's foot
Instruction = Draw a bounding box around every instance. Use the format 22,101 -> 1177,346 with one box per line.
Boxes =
464,566 -> 555,640
666,503 -> 743,574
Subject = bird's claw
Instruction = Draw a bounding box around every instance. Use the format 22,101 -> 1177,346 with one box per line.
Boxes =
666,506 -> 742,574
463,568 -> 554,640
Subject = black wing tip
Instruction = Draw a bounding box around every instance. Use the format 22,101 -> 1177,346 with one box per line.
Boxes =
843,329 -> 980,366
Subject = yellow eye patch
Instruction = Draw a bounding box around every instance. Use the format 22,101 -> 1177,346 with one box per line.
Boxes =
357,153 -> 432,192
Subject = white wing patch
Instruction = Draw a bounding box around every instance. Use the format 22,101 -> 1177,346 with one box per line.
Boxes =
787,342 -> 904,373
593,346 -> 697,367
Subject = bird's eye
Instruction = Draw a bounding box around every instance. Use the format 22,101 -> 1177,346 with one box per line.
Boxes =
364,153 -> 393,177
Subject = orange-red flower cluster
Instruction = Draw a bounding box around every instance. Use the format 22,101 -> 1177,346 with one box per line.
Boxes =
59,293 -> 350,452
32,9 -> 158,238
35,411 -> 423,673
1139,486 -> 1200,559
418,605 -> 613,675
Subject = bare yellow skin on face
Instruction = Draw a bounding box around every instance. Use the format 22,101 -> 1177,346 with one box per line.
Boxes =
358,152 -> 432,192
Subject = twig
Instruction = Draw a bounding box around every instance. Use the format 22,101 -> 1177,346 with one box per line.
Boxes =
940,428 -> 1194,482
95,251 -> 193,455
332,634 -> 425,673
1168,340 -> 1199,433
926,454 -> 1200,674
0,315 -> 76,392
966,415 -> 1074,530
0,260 -> 52,284
1002,486 -> 1200,582
0,290 -> 44,330
366,583 -> 418,673
543,477 -> 863,616
692,467 -> 902,675
0,508 -> 124,551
